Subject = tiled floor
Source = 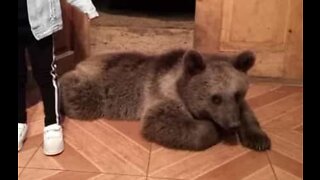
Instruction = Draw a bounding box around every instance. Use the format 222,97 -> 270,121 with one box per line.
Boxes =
18,82 -> 303,180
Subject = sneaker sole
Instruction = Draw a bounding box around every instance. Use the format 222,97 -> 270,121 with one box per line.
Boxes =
43,147 -> 64,156
18,135 -> 27,152
18,142 -> 23,152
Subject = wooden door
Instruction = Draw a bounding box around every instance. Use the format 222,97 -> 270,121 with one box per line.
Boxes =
54,0 -> 91,76
194,0 -> 302,82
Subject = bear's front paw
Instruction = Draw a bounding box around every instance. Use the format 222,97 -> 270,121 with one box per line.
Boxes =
239,128 -> 271,151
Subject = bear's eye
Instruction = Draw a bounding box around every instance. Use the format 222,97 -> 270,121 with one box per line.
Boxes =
235,91 -> 243,102
211,95 -> 222,105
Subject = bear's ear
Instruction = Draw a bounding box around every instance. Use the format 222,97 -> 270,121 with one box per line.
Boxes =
183,50 -> 206,75
232,50 -> 256,73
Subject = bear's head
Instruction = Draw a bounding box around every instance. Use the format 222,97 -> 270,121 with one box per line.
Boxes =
179,49 -> 256,132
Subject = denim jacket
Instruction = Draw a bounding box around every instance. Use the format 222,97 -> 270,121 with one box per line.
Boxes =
26,0 -> 98,40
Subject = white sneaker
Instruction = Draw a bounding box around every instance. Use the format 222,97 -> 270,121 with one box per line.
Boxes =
18,123 -> 28,151
43,124 -> 64,156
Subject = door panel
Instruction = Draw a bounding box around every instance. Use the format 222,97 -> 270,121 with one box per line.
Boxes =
194,0 -> 302,81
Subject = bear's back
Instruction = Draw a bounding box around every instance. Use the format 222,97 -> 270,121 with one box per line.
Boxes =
60,49 -> 188,120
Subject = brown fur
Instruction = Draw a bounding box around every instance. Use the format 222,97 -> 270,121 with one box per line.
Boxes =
59,49 -> 271,151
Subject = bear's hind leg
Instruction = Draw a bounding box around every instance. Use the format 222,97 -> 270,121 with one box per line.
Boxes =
59,71 -> 104,120
141,100 -> 221,151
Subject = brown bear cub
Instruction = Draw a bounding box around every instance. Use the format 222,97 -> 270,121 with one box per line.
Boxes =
59,49 -> 271,151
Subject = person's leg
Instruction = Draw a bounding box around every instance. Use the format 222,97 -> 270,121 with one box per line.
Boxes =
27,35 -> 64,155
27,35 -> 60,126
18,37 -> 28,152
18,40 -> 27,124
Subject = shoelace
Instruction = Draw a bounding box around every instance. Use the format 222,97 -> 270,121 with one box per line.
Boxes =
44,128 -> 61,139
45,128 -> 60,133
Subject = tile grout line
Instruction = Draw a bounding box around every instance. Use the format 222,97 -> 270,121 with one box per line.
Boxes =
145,143 -> 153,180
261,105 -> 303,127
19,142 -> 42,177
21,166 -> 147,178
99,120 -> 150,153
26,142 -> 43,167
266,152 -> 279,180
246,84 -> 282,99
18,167 -> 24,178
70,120 -> 146,175
250,91 -> 302,113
